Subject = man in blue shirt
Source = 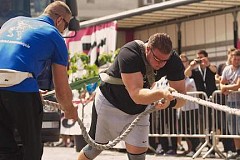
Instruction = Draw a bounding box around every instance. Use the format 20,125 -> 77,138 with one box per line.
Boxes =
0,1 -> 78,160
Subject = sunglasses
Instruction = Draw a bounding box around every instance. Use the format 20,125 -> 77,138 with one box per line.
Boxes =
54,13 -> 69,30
61,17 -> 69,30
151,49 -> 170,63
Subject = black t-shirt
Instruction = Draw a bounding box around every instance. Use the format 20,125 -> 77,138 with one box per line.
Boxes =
100,41 -> 185,115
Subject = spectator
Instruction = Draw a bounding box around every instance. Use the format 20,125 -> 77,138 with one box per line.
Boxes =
185,50 -> 218,158
154,76 -> 179,156
179,53 -> 200,157
185,50 -> 217,97
215,47 -> 236,158
220,49 -> 240,160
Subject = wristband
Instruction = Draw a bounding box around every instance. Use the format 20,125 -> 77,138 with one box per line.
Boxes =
167,99 -> 177,108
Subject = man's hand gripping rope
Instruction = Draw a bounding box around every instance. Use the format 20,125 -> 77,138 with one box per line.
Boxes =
151,80 -> 177,110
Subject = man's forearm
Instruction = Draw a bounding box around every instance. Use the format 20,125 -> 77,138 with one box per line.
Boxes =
222,83 -> 240,91
55,86 -> 74,111
131,88 -> 165,105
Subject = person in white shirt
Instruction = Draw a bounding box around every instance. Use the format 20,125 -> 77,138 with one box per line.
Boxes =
179,53 -> 200,157
220,49 -> 240,160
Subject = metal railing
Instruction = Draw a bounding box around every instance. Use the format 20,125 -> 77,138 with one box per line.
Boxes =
148,90 -> 240,159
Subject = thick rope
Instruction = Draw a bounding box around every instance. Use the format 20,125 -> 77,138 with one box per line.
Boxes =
43,91 -> 240,150
43,99 -> 157,150
172,91 -> 240,116
78,106 -> 156,150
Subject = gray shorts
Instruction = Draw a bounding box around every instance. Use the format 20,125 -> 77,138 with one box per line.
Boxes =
227,101 -> 240,135
94,89 -> 150,148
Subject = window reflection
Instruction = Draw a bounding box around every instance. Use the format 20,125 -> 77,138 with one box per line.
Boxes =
31,0 -> 51,17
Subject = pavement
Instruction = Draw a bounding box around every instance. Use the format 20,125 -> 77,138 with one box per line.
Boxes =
42,141 -> 226,160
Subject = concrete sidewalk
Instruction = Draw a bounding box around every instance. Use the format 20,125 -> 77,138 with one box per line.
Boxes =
42,141 -> 226,160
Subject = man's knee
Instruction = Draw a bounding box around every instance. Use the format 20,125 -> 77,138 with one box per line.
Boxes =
127,152 -> 146,160
82,144 -> 102,159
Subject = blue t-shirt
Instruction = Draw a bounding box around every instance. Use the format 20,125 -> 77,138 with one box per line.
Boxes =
0,15 -> 68,92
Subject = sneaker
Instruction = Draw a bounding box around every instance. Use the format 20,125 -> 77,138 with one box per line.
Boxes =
44,142 -> 54,147
178,151 -> 190,156
164,149 -> 177,156
226,151 -> 234,159
177,144 -> 185,151
155,149 -> 165,156
155,144 -> 163,153
186,151 -> 195,157
67,142 -> 74,148
227,153 -> 239,160
55,142 -> 67,147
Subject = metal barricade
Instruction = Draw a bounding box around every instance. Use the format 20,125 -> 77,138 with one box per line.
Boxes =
211,90 -> 240,158
149,91 -> 210,158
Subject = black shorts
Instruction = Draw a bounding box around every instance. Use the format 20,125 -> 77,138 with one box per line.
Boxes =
0,90 -> 43,160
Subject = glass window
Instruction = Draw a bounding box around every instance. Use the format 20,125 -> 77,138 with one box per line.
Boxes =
30,0 -> 51,17
0,0 -> 31,27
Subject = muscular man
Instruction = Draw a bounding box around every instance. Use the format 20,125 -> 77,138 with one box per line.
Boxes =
78,33 -> 186,160
0,1 -> 78,160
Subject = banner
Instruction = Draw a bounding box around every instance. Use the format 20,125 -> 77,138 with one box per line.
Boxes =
65,21 -> 117,65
